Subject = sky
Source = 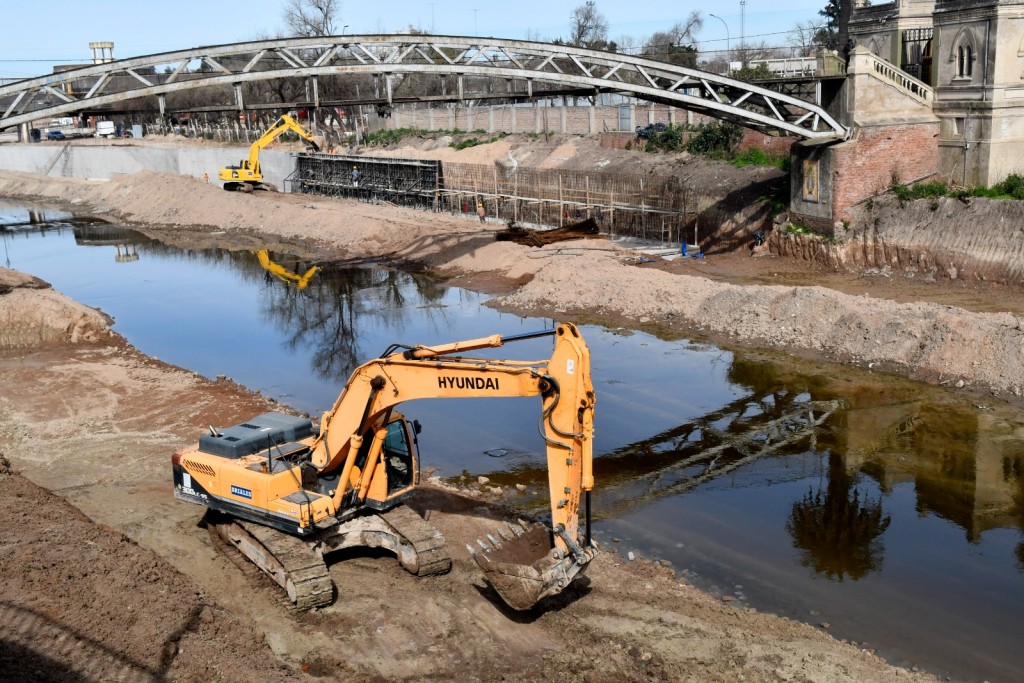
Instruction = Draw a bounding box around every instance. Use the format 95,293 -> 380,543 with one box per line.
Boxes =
1,0 -> 828,80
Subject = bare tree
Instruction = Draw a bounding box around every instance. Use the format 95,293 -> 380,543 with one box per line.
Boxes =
615,34 -> 641,56
789,20 -> 826,57
642,12 -> 704,66
569,1 -> 609,47
283,0 -> 340,37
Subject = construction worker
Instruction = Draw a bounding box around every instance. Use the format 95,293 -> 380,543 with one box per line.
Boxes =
202,172 -> 209,183
477,202 -> 486,223
352,165 -> 360,187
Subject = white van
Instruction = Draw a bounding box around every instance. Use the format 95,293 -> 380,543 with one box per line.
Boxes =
95,121 -> 115,138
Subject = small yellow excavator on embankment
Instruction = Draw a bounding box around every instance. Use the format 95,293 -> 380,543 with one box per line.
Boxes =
219,114 -> 321,192
172,323 -> 597,610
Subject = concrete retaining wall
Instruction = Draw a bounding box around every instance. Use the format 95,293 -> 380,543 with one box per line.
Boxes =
0,143 -> 298,189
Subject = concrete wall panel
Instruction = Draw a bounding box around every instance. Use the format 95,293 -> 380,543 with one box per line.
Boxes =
0,144 -> 298,190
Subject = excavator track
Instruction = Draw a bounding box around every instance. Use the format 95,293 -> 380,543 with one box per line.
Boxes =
208,513 -> 333,611
379,506 -> 452,576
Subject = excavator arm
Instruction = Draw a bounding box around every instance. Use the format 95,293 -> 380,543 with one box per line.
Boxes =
244,114 -> 321,170
173,323 -> 596,610
310,325 -> 595,555
303,323 -> 596,608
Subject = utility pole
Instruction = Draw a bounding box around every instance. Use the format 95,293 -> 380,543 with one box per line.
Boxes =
740,0 -> 747,67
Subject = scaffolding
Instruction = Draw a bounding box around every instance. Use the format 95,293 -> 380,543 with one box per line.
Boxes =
287,154 -> 441,210
437,163 -> 701,244
286,155 -> 717,247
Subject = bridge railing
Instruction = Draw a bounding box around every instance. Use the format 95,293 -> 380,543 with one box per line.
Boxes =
858,49 -> 933,105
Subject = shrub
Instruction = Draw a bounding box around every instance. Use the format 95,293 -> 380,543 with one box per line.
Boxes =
685,122 -> 743,159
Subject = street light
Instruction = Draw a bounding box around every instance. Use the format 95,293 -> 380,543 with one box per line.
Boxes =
708,13 -> 730,74
342,25 -> 349,35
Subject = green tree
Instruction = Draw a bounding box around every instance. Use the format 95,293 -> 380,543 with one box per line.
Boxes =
817,0 -> 864,52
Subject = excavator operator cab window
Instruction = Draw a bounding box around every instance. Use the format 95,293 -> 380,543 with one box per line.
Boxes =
383,419 -> 416,493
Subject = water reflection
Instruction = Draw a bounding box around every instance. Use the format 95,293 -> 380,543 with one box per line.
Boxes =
786,467 -> 891,581
68,224 -> 451,382
74,225 -> 142,263
259,260 -> 449,380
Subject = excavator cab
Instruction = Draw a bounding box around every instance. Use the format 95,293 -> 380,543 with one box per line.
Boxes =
382,417 -> 418,496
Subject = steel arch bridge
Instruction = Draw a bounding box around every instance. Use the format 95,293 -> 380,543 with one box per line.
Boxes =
0,35 -> 847,140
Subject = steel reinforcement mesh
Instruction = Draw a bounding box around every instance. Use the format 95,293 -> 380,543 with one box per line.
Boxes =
287,154 -> 441,209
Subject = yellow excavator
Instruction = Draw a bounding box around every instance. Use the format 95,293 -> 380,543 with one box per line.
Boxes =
220,114 -> 321,192
172,323 -> 597,611
255,249 -> 320,290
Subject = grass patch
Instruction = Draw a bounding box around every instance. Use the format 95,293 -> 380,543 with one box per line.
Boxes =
450,132 -> 507,150
731,147 -> 790,171
890,173 -> 1024,202
363,127 -> 471,146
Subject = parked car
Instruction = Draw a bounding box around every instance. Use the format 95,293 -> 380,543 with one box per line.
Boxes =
46,130 -> 66,141
635,122 -> 669,139
95,121 -> 115,138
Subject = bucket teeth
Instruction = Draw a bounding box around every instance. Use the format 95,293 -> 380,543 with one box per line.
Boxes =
475,538 -> 492,552
498,527 -> 515,542
486,533 -> 502,548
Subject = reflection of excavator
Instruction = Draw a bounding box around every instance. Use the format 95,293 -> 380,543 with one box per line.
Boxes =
172,323 -> 597,611
255,249 -> 320,290
220,114 -> 321,192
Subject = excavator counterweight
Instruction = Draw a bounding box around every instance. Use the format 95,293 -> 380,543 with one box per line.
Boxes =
172,323 -> 597,611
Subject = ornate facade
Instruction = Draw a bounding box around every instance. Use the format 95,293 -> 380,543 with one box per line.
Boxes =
850,0 -> 1024,185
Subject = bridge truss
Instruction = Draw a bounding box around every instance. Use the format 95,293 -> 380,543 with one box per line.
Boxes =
0,35 -> 847,140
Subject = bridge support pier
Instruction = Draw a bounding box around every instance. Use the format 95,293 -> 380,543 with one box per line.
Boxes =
788,46 -> 939,235
789,122 -> 939,235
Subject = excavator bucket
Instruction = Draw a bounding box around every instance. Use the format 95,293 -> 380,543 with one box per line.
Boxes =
467,520 -> 594,610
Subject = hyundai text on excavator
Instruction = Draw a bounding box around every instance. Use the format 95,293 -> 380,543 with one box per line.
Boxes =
219,114 -> 321,192
172,323 -> 597,611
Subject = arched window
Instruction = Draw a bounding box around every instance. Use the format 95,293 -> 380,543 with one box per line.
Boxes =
951,28 -> 977,80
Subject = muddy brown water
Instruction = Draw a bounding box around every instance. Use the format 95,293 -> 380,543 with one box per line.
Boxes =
3,204 -> 1024,682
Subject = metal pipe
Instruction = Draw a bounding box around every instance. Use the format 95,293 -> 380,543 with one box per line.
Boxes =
500,329 -> 556,343
585,490 -> 592,547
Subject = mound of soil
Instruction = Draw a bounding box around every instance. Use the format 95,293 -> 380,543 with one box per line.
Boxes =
0,452 -> 301,682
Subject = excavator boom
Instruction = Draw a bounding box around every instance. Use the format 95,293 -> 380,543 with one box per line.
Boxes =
173,323 -> 597,611
219,114 -> 321,191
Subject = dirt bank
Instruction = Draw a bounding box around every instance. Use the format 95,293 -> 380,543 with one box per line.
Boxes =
772,193 -> 1024,285
1,169 -> 1022,402
0,277 -> 936,681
